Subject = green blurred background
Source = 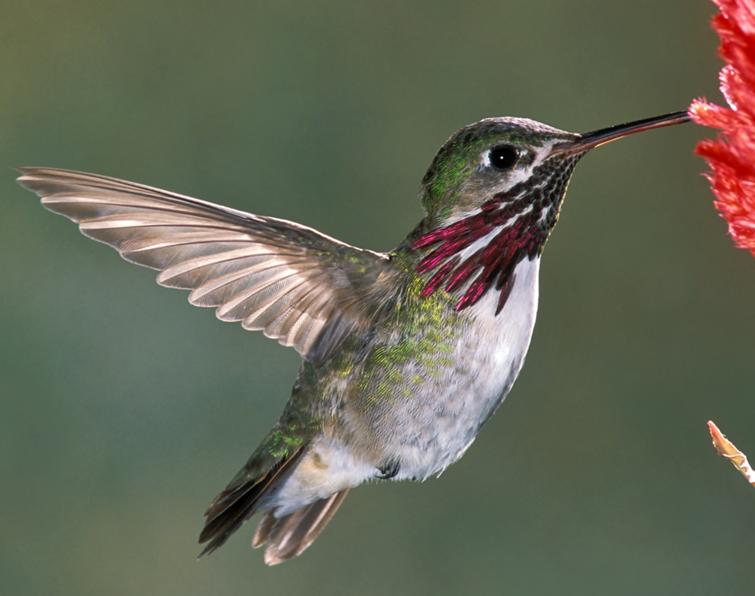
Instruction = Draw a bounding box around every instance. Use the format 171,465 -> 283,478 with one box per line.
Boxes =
2,1 -> 754,595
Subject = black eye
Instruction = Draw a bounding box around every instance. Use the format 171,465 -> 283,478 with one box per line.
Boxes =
488,145 -> 519,170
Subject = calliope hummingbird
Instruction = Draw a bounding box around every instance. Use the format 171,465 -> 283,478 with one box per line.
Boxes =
18,110 -> 689,564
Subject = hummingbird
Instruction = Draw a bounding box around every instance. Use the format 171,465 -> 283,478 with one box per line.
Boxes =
18,110 -> 689,565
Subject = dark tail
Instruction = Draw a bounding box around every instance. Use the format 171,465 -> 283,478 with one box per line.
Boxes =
252,489 -> 350,565
198,446 -> 304,557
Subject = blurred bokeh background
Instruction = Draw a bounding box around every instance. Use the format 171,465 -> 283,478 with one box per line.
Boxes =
2,1 -> 754,595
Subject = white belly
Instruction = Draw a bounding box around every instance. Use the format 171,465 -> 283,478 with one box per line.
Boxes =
269,257 -> 541,514
393,256 -> 541,479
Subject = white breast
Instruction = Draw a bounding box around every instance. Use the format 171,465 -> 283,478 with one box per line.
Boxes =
465,256 -> 541,412
394,256 -> 542,479
458,256 -> 540,428
268,258 -> 542,514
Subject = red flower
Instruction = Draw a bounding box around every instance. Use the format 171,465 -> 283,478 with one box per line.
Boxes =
690,0 -> 755,256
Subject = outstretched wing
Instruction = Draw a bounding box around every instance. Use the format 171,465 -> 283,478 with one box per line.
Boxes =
18,167 -> 397,361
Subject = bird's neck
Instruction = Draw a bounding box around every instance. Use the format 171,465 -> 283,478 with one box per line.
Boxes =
394,191 -> 552,316
399,150 -> 582,315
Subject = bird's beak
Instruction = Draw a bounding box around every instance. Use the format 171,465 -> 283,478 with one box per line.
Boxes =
551,110 -> 691,157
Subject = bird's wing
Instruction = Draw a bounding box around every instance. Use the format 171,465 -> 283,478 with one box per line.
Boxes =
18,167 -> 398,362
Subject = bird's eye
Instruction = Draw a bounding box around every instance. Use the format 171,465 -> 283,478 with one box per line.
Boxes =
488,145 -> 519,170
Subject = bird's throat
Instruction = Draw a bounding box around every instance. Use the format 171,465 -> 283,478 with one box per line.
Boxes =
413,157 -> 578,314
413,195 -> 542,313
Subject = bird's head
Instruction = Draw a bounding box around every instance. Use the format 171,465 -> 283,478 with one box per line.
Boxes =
414,111 -> 690,311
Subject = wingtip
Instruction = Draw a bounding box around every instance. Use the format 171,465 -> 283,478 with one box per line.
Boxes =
15,166 -> 57,191
15,166 -> 33,182
15,166 -> 48,178
15,166 -> 97,186
16,167 -> 41,192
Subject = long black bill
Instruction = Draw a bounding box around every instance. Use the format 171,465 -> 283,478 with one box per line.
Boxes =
557,110 -> 691,155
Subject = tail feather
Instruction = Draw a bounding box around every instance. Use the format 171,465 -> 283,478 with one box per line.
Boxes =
257,489 -> 350,566
252,511 -> 277,549
198,446 -> 304,557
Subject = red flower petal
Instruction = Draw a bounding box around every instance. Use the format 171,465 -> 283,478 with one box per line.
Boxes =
691,0 -> 755,256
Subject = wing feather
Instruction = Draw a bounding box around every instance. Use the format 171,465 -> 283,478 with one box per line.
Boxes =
18,167 -> 397,360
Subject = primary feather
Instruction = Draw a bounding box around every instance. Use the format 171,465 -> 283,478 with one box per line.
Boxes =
18,167 -> 395,361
